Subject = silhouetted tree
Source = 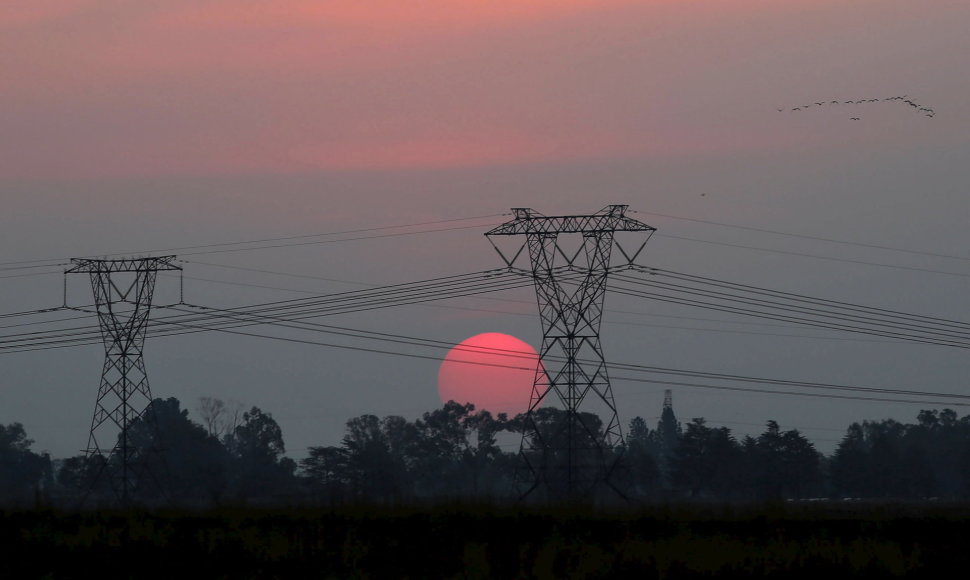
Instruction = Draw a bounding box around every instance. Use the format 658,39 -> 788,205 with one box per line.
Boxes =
124,397 -> 231,504
741,420 -> 822,499
652,402 -> 681,486
510,407 -> 612,497
0,422 -> 51,504
442,405 -> 510,497
670,418 -> 742,498
226,406 -> 297,501
411,402 -> 493,497
55,453 -> 109,499
340,414 -> 412,500
618,416 -> 661,498
300,446 -> 349,503
830,422 -> 869,497
828,412 -> 970,500
196,396 -> 244,439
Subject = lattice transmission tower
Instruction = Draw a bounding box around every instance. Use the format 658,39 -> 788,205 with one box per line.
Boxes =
65,256 -> 181,502
485,205 -> 655,498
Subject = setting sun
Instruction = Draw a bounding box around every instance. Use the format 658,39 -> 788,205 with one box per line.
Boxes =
437,332 -> 542,417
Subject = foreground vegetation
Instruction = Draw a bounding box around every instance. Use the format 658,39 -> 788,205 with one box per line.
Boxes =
3,501 -> 970,578
4,396 -> 970,506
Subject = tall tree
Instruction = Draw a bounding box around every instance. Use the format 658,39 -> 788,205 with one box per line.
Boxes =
124,397 -> 232,504
621,416 -> 661,498
653,401 -> 681,485
300,446 -> 349,503
514,407 -> 609,497
0,422 -> 51,504
195,396 -> 244,439
340,414 -> 412,500
411,402 -> 477,496
226,406 -> 297,501
830,422 -> 869,497
670,418 -> 742,498
742,420 -> 822,500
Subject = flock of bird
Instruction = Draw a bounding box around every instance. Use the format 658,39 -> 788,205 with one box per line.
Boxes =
777,95 -> 935,120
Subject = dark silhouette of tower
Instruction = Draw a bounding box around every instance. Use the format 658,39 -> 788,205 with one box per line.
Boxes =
66,256 -> 180,502
655,389 -> 681,485
486,205 -> 655,498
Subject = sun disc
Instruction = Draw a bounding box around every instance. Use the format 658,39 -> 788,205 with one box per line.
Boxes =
437,332 -> 541,417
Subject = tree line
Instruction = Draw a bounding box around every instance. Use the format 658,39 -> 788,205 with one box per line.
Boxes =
3,398 -> 970,505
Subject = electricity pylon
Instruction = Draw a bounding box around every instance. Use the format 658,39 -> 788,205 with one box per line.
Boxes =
486,205 -> 655,498
66,256 -> 181,502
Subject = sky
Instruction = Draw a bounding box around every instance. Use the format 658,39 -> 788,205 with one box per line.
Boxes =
1,0 -> 968,459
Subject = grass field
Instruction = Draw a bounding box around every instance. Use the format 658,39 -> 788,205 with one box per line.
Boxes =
3,501 -> 970,578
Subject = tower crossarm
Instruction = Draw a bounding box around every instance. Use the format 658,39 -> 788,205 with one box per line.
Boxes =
67,256 -> 181,274
485,205 -> 655,237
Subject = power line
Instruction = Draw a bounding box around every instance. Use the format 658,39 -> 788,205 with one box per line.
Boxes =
0,270 -> 62,281
608,283 -> 970,349
171,268 -> 899,345
181,259 -> 811,328
0,269 -> 537,351
607,267 -> 970,348
654,234 -> 969,279
0,306 -> 69,320
4,285 -> 963,406
141,311 -> 970,408
176,221 -> 503,257
612,375 -> 970,407
7,262 -> 968,351
613,274 -> 969,340
645,266 -> 970,330
3,289 -> 966,409
180,260 -> 371,286
0,213 -> 504,269
0,263 -> 70,273
636,210 -> 970,263
148,302 -> 970,405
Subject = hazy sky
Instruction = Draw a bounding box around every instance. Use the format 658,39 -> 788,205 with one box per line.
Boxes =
1,0 -> 968,459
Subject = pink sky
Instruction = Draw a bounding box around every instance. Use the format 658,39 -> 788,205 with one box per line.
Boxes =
3,0 -> 961,178
2,1 -> 968,460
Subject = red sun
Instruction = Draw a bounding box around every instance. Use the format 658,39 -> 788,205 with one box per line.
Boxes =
437,332 -> 541,417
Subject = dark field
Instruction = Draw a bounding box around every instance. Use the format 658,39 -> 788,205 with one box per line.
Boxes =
3,502 -> 970,579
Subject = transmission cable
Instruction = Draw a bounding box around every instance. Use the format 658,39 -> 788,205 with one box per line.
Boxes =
140,313 -> 970,408
153,302 -> 970,404
0,214 -> 504,269
635,210 -> 970,263
611,273 -> 970,341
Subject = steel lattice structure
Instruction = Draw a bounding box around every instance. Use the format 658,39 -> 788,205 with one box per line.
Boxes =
486,205 -> 655,498
66,256 -> 181,501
